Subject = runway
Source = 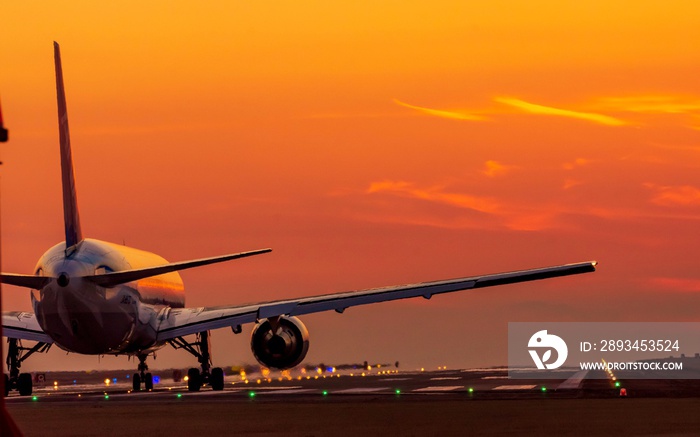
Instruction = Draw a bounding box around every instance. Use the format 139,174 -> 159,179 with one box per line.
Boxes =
2,367 -> 593,403
7,368 -> 700,435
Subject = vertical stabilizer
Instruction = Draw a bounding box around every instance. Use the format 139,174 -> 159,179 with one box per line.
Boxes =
54,42 -> 83,251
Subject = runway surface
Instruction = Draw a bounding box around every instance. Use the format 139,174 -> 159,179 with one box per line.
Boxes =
7,368 -> 700,435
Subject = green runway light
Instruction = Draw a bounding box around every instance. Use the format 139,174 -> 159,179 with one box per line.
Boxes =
177,393 -> 183,398
248,391 -> 256,398
322,390 -> 328,396
31,396 -> 38,401
541,386 -> 547,392
395,389 -> 401,395
468,388 -> 474,393
104,395 -> 110,400
614,381 -> 621,388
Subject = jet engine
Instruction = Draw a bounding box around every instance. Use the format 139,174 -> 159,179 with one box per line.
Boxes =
250,316 -> 309,369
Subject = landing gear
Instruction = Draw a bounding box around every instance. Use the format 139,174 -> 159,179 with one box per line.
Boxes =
168,331 -> 225,392
4,339 -> 51,397
132,354 -> 154,392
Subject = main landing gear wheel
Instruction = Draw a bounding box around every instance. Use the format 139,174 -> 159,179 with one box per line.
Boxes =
17,373 -> 33,396
144,373 -> 154,391
187,368 -> 201,392
132,373 -> 141,392
4,339 -> 50,397
211,367 -> 224,391
168,331 -> 226,392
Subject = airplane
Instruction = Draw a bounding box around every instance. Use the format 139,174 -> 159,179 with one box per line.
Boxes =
1,42 -> 597,397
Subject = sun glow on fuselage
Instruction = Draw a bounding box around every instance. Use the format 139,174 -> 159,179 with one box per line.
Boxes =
31,238 -> 185,355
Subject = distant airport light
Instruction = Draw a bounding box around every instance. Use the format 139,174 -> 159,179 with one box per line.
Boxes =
153,376 -> 160,384
104,395 -> 109,400
614,381 -> 621,388
176,393 -> 183,399
31,396 -> 38,402
620,388 -> 628,397
322,390 -> 328,396
468,387 -> 474,393
395,389 -> 401,395
541,386 -> 547,392
184,375 -> 189,382
104,379 -> 111,386
248,391 -> 256,398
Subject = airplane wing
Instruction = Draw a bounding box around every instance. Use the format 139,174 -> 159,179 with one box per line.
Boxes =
1,311 -> 54,343
156,261 -> 596,340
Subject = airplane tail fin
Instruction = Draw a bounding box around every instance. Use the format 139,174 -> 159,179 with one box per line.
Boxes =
54,42 -> 83,251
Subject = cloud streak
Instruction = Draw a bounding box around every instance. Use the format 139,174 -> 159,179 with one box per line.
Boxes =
496,97 -> 627,126
367,180 -> 500,214
651,277 -> 700,293
596,95 -> 700,114
482,160 -> 516,177
393,99 -> 488,121
646,184 -> 700,207
365,180 -> 571,231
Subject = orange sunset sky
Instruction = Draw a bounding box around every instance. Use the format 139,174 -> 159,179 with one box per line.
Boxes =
1,1 -> 700,371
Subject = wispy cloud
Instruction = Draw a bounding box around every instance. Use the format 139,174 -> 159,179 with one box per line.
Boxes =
651,277 -> 700,293
646,184 -> 700,207
495,97 -> 628,126
393,99 -> 488,121
482,160 -> 516,177
365,180 -> 572,231
367,180 -> 500,214
562,179 -> 584,190
562,158 -> 592,170
596,95 -> 700,114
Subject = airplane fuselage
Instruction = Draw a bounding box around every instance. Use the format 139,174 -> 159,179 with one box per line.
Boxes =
31,238 -> 184,355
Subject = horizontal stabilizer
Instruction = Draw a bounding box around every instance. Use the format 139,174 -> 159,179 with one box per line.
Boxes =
0,274 -> 53,290
85,248 -> 272,288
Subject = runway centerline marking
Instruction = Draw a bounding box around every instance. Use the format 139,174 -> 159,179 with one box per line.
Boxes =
334,387 -> 389,394
492,385 -> 536,390
413,386 -> 464,392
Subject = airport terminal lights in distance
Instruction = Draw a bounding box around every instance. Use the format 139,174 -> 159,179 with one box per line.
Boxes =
1,42 -> 597,397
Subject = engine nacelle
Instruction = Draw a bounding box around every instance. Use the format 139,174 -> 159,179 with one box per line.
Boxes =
250,316 -> 309,369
